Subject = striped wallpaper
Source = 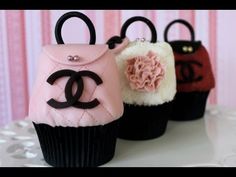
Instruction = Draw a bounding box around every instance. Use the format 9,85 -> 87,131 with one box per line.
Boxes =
0,10 -> 235,126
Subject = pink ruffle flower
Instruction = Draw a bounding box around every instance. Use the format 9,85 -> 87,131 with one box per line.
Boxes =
125,51 -> 166,92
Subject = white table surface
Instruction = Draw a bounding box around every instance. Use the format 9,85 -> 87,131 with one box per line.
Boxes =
0,105 -> 235,167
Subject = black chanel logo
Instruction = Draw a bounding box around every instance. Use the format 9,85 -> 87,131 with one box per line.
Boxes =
176,60 -> 203,84
46,69 -> 103,109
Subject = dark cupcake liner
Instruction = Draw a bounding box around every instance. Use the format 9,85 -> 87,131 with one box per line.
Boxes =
170,91 -> 210,121
33,119 -> 119,167
118,102 -> 173,140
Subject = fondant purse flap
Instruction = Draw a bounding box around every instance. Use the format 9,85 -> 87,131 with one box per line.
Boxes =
169,40 -> 201,54
43,44 -> 108,66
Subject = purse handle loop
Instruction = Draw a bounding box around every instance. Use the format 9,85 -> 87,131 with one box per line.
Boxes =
120,16 -> 157,43
164,19 -> 195,42
55,11 -> 96,44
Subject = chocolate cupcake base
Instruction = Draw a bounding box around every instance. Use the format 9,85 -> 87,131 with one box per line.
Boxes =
170,91 -> 210,121
33,119 -> 119,167
118,102 -> 173,140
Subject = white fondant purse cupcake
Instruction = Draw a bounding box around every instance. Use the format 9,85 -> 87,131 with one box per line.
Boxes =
107,16 -> 177,140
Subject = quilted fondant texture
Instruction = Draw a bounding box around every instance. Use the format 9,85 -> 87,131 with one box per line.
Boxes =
28,44 -> 124,127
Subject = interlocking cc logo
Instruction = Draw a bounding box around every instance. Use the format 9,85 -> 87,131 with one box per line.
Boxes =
176,60 -> 203,84
46,69 -> 103,109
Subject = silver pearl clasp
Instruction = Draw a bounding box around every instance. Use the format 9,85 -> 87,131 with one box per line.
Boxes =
67,55 -> 80,62
73,55 -> 80,61
140,38 -> 146,42
188,46 -> 193,52
182,46 -> 188,52
136,38 -> 146,42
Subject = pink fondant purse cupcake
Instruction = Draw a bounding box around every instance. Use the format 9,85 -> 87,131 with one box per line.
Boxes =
27,11 -> 123,167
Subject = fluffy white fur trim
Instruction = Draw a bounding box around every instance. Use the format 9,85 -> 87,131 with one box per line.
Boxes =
115,41 -> 176,106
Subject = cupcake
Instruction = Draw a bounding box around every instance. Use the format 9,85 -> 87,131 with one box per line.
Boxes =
164,19 -> 215,121
107,16 -> 176,140
27,11 -> 124,167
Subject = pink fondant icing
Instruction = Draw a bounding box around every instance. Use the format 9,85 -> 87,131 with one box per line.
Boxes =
28,44 -> 124,127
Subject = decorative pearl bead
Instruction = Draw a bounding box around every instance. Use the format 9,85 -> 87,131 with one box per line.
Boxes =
67,55 -> 74,61
182,46 -> 188,52
67,55 -> 80,62
140,38 -> 146,42
188,46 -> 193,52
73,55 -> 80,61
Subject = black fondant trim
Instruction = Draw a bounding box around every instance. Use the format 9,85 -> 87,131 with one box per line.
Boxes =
169,41 -> 202,54
46,69 -> 76,85
177,76 -> 203,84
47,69 -> 83,109
120,16 -> 157,43
55,11 -> 96,44
179,61 -> 194,81
72,99 -> 100,109
65,70 -> 102,109
164,19 -> 195,42
106,35 -> 123,49
64,74 -> 84,107
176,60 -> 203,84
76,70 -> 103,85
47,69 -> 103,110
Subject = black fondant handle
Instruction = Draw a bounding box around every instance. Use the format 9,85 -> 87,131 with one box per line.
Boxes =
55,11 -> 96,44
164,19 -> 195,42
106,35 -> 123,49
120,16 -> 157,43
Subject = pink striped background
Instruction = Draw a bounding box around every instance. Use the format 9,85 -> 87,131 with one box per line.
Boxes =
41,10 -> 51,45
5,11 -> 29,122
0,10 -> 235,126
